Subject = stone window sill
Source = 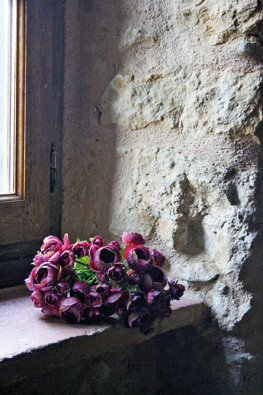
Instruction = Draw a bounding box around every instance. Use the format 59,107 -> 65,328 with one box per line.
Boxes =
0,285 -> 205,391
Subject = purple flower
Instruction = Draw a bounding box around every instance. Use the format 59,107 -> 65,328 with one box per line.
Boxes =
84,307 -> 101,321
93,283 -> 111,296
89,244 -> 100,260
86,292 -> 103,308
90,246 -> 121,273
147,266 -> 167,290
71,281 -> 90,303
137,272 -> 152,293
97,271 -> 110,282
126,295 -> 144,311
42,305 -> 60,317
44,290 -> 61,307
90,235 -> 104,247
107,263 -> 127,283
59,250 -> 75,267
126,245 -> 153,273
122,232 -> 147,246
127,270 -> 142,286
147,289 -> 172,320
99,301 -> 117,316
31,290 -> 44,308
58,266 -> 78,283
32,262 -> 60,292
56,281 -> 70,296
59,297 -> 84,323
169,280 -> 185,300
150,248 -> 166,267
108,240 -> 121,251
41,235 -> 62,255
71,241 -> 89,258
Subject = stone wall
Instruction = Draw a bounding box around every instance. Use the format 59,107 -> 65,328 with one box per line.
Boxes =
63,1 -> 263,393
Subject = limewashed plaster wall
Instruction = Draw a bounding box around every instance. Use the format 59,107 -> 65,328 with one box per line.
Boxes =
62,1 -> 263,393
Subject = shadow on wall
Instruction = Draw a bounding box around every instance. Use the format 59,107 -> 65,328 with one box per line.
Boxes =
63,0 -> 122,240
233,118 -> 263,395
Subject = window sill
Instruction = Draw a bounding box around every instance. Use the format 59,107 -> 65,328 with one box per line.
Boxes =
0,285 -> 206,392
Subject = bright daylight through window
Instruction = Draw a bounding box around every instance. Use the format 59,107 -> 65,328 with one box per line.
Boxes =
0,0 -> 16,195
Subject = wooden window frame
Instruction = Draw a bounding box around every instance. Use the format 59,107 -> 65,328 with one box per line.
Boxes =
0,0 -> 64,288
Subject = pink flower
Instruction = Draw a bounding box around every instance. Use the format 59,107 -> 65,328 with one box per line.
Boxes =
90,235 -> 104,247
42,305 -> 60,317
31,290 -> 44,308
107,240 -> 121,251
122,231 -> 147,246
32,262 -> 60,292
41,235 -> 62,254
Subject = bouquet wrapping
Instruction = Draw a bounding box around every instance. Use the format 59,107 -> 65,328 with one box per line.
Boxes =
26,232 -> 185,335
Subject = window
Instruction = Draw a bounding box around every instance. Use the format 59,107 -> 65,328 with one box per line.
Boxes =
0,1 -> 64,288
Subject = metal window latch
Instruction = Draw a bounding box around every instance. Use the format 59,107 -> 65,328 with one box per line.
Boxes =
50,143 -> 57,193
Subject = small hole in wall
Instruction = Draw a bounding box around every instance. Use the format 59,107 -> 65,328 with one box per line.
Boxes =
226,184 -> 240,206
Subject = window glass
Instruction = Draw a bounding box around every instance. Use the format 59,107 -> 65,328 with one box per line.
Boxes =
0,0 -> 16,194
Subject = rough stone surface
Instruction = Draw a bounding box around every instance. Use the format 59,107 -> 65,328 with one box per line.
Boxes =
62,0 -> 263,393
109,147 -> 255,329
101,68 -> 262,136
173,0 -> 263,45
119,27 -> 157,50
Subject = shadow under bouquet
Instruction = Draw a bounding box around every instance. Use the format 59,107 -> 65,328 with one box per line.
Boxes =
25,232 -> 185,335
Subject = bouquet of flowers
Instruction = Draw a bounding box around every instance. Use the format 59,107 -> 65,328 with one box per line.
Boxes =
25,231 -> 185,335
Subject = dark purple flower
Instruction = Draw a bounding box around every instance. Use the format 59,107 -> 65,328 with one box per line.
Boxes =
93,283 -> 111,296
86,292 -> 103,308
72,281 -> 90,303
126,295 -> 144,311
83,307 -> 101,321
56,281 -> 70,296
59,297 -> 84,323
137,272 -> 152,293
147,289 -> 172,320
32,262 -> 60,292
169,280 -> 185,300
122,232 -> 147,246
72,241 -> 89,258
107,263 -> 127,283
60,250 -> 75,267
99,301 -> 117,316
31,290 -> 44,308
139,311 -> 156,335
97,271 -> 110,282
126,245 -> 153,273
44,290 -> 61,307
91,246 -> 121,273
107,289 -> 131,313
150,248 -> 166,267
147,266 -> 167,290
122,305 -> 154,330
127,270 -> 142,286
